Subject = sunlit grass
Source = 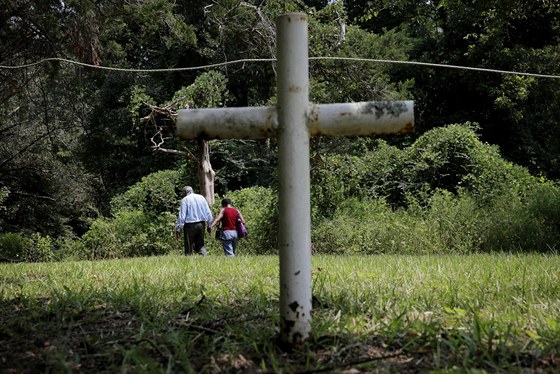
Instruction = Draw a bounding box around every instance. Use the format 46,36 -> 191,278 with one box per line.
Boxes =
1,253 -> 559,372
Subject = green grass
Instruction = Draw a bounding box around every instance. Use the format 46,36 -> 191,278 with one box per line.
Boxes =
1,253 -> 559,372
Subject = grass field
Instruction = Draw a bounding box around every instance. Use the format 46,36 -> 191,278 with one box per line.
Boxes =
1,253 -> 559,373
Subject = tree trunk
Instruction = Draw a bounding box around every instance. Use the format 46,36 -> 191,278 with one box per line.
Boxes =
197,139 -> 215,205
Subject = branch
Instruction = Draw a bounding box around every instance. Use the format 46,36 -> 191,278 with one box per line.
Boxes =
138,99 -> 201,165
146,120 -> 198,163
185,146 -> 200,164
151,147 -> 186,156
335,9 -> 346,46
141,106 -> 177,122
149,126 -> 187,157
10,191 -> 75,206
0,126 -> 60,169
239,2 -> 277,63
140,97 -> 189,122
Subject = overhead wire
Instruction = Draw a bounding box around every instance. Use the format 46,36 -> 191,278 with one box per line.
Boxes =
1,56 -> 559,79
310,57 -> 560,79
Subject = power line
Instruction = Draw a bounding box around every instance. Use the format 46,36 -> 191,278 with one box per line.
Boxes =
311,57 -> 560,79
1,56 -> 559,79
0,57 -> 275,73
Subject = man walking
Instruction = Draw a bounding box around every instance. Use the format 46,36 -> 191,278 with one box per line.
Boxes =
175,186 -> 213,256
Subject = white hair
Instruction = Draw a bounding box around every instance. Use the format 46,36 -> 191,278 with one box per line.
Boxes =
183,186 -> 194,195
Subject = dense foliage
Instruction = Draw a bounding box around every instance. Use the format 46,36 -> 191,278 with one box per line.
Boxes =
4,124 -> 559,261
1,0 -> 560,260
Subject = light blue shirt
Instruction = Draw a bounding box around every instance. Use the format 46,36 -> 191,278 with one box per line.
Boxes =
175,193 -> 213,231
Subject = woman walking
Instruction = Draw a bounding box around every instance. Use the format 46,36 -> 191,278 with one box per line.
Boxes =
210,198 -> 246,257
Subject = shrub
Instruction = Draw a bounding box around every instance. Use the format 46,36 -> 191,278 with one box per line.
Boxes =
478,181 -> 560,252
312,197 -> 387,254
54,235 -> 89,261
412,190 -> 483,254
312,123 -> 543,211
74,122 -> 560,258
359,140 -> 408,206
312,182 -> 560,255
110,169 -> 182,215
405,123 -> 488,194
311,154 -> 368,218
296,118 -> 560,254
78,167 -> 196,259
0,232 -> 55,262
24,234 -> 55,262
312,197 -> 437,255
82,211 -> 180,259
310,139 -> 407,217
0,232 -> 32,262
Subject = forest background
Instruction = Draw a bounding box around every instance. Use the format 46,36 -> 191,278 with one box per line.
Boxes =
1,0 -> 560,261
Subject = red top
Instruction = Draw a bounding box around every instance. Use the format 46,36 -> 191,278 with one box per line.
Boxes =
222,207 -> 239,230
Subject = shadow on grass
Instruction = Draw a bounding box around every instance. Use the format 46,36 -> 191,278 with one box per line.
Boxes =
0,295 -> 557,373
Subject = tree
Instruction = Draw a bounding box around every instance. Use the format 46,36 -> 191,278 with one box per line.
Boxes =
73,0 -> 202,210
0,65 -> 100,236
0,0 -> 202,234
134,71 -> 230,204
5,0 -> 558,243
346,0 -> 560,178
0,1 -> 102,236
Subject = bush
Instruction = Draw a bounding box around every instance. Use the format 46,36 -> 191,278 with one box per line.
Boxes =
478,182 -> 560,252
311,182 -> 560,255
74,123 -> 560,258
311,154 -> 368,218
82,211 -> 180,259
25,234 -> 55,262
313,197 -> 387,254
54,235 -> 89,261
0,232 -> 55,262
312,123 -> 542,211
0,232 -> 32,262
413,190 -> 483,254
313,197 -> 436,254
78,167 -> 196,259
405,123 -> 490,194
359,140 -> 408,206
110,169 -> 182,215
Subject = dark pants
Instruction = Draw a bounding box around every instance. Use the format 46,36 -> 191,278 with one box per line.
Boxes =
184,222 -> 208,256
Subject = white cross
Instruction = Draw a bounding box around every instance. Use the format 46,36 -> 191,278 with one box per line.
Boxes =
177,13 -> 414,347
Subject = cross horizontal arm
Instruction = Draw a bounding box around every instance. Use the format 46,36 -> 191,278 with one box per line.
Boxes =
308,101 -> 413,136
175,101 -> 414,140
176,106 -> 277,140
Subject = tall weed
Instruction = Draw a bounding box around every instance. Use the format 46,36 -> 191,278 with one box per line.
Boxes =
479,182 -> 560,252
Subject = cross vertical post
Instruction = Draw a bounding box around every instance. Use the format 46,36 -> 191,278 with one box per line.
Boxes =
276,13 -> 312,345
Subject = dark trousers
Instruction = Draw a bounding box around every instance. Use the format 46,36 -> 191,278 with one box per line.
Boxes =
184,222 -> 208,256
